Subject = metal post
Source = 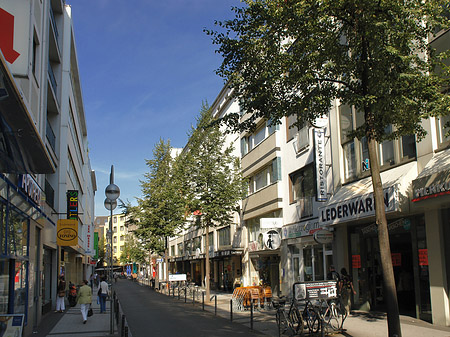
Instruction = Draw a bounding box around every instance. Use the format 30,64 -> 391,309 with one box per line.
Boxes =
109,207 -> 114,335
214,296 -> 217,316
193,289 -> 195,305
250,302 -> 253,330
202,292 -> 205,310
185,287 -> 187,303
121,315 -> 125,336
230,299 -> 233,322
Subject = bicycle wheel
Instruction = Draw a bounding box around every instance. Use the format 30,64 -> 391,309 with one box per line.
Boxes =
276,310 -> 288,337
289,307 -> 303,335
324,302 -> 341,332
304,305 -> 320,334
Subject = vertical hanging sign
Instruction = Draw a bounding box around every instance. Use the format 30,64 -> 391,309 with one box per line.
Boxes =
314,129 -> 327,201
66,190 -> 78,220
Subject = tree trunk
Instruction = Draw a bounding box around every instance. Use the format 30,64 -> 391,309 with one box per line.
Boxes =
165,236 -> 169,284
205,224 -> 211,301
367,137 -> 402,337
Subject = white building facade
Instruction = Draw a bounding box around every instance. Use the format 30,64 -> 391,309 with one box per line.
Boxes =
0,1 -> 95,334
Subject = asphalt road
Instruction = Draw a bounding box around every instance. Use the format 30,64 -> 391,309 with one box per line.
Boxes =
113,280 -> 265,337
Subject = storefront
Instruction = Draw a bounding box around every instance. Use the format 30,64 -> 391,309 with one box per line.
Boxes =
410,152 -> 450,325
281,219 -> 333,296
0,173 -> 55,326
212,250 -> 243,291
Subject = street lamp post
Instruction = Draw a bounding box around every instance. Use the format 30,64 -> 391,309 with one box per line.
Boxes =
104,165 -> 120,335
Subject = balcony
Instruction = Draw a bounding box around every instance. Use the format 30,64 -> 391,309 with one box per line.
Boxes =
242,181 -> 282,220
242,132 -> 278,177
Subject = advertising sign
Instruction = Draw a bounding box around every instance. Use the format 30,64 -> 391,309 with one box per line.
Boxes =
313,229 -> 333,244
169,274 -> 187,282
419,249 -> 428,266
263,230 -> 281,250
314,129 -> 327,201
85,223 -> 94,256
260,218 -> 283,229
67,190 -> 78,220
0,314 -> 24,337
57,219 -> 78,246
294,281 -> 338,300
352,255 -> 361,269
0,1 -> 30,76
319,185 -> 397,226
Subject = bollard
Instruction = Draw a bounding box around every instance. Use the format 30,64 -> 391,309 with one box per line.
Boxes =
124,325 -> 129,337
215,295 -> 217,316
230,299 -> 233,322
178,287 -> 181,300
193,289 -> 195,305
169,285 -> 171,297
185,287 -> 187,303
202,292 -> 205,311
121,315 -> 125,336
250,302 -> 254,330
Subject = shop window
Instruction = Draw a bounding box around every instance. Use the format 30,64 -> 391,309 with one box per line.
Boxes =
14,260 -> 27,314
0,258 -> 9,313
289,164 -> 315,218
8,211 -> 28,257
218,227 -> 231,247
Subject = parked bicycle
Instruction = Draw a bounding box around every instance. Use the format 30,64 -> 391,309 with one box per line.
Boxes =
273,297 -> 303,336
316,298 -> 348,334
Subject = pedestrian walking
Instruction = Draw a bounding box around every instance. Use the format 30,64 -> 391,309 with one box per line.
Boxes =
340,267 -> 356,313
76,280 -> 92,324
98,276 -> 109,313
89,273 -> 94,289
55,276 -> 66,313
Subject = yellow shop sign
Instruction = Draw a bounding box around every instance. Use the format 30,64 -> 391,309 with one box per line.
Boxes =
57,219 -> 78,246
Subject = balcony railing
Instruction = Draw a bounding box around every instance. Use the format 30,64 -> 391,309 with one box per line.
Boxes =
46,119 -> 56,152
48,62 -> 57,94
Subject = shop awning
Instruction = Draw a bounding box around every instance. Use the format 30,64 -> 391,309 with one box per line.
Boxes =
411,150 -> 450,202
319,161 -> 418,226
0,53 -> 54,173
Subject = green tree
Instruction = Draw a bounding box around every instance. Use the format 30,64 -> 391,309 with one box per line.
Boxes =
127,139 -> 185,282
206,1 -> 450,336
179,103 -> 246,300
120,234 -> 147,265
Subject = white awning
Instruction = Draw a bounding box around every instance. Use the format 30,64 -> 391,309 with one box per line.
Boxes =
319,161 -> 418,226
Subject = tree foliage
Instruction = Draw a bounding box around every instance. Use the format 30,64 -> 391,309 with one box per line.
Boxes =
206,0 -> 450,139
120,234 -> 147,264
124,140 -> 185,256
179,102 -> 246,229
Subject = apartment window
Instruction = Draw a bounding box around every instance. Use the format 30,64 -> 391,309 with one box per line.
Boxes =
193,237 -> 201,251
120,235 -> 124,241
218,226 -> 231,247
120,245 -> 124,252
290,164 -> 315,218
437,114 -> 450,147
32,33 -> 39,80
177,242 -> 183,256
339,104 -> 416,182
120,226 -> 124,232
113,226 -> 117,233
248,158 -> 281,194
113,217 -> 117,223
241,121 -> 277,156
114,247 -> 117,253
171,246 -> 175,257
287,115 -> 309,152
113,237 -> 117,243
208,232 -> 214,247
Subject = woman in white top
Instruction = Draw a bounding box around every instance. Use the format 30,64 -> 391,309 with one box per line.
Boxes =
98,276 -> 109,313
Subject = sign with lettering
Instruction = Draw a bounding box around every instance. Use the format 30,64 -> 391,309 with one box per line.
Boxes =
412,171 -> 450,202
314,129 -> 327,202
282,220 -> 321,239
57,219 -> 78,246
419,249 -> 428,266
18,174 -> 42,205
391,253 -> 402,267
66,190 -> 78,220
313,229 -> 333,244
0,1 -> 31,76
294,281 -> 338,300
352,255 -> 361,269
85,223 -> 93,256
260,218 -> 283,229
319,186 -> 397,226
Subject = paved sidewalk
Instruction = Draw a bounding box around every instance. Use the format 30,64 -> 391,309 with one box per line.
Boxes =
151,280 -> 450,337
28,287 -> 118,337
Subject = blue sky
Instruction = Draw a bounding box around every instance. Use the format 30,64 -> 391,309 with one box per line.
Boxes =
67,0 -> 238,216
